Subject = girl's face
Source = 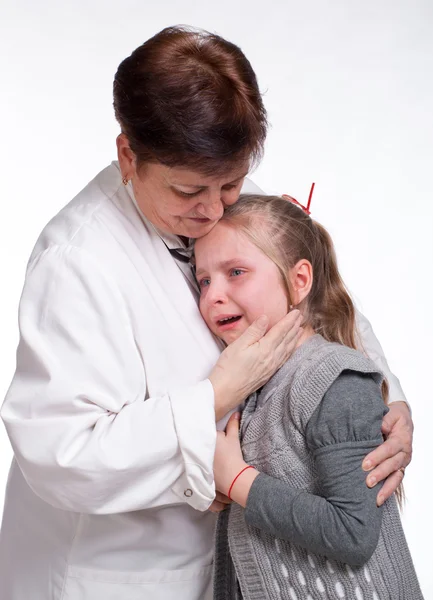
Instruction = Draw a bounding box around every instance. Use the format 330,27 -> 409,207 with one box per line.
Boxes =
195,222 -> 289,345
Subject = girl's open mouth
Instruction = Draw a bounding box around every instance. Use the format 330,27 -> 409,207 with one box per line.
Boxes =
216,315 -> 243,331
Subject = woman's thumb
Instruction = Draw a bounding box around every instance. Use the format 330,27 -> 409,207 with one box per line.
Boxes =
239,315 -> 268,346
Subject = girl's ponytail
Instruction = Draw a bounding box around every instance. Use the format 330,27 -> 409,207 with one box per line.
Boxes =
309,221 -> 357,350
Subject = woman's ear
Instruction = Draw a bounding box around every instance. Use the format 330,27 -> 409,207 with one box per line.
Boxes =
116,134 -> 136,180
288,259 -> 313,305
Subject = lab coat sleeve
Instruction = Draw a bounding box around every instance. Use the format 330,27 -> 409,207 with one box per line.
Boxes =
1,245 -> 216,514
355,309 -> 408,406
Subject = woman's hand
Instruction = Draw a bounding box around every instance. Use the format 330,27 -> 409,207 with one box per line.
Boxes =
210,310 -> 303,421
362,401 -> 413,505
213,413 -> 259,507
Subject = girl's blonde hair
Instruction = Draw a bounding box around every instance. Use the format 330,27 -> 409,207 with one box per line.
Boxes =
221,194 -> 404,504
222,194 -> 357,348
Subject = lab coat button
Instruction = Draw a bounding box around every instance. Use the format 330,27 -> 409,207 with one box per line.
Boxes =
184,488 -> 193,497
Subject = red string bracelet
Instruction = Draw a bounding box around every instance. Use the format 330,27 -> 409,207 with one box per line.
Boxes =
228,465 -> 255,501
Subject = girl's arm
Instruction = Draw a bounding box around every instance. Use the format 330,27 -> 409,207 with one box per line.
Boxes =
214,372 -> 387,566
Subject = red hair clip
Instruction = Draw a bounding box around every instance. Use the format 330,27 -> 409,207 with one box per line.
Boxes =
282,182 -> 315,215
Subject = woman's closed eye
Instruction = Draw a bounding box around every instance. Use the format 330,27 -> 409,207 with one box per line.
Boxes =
176,189 -> 202,198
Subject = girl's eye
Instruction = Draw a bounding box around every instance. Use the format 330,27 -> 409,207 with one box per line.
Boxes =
199,278 -> 211,288
230,269 -> 244,277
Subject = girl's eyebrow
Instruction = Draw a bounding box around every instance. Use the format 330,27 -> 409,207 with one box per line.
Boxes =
195,258 -> 247,278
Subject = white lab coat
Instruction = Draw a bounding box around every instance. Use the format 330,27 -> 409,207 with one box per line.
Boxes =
0,162 -> 406,599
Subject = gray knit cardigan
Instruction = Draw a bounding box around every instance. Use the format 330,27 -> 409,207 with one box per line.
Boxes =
214,335 -> 423,600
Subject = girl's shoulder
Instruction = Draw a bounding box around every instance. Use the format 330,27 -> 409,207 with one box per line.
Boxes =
305,369 -> 388,450
286,335 -> 384,432
289,334 -> 382,388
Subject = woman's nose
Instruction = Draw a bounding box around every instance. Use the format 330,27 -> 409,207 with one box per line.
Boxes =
199,194 -> 224,220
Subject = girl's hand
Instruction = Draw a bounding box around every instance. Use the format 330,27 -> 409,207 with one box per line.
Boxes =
362,401 -> 413,505
210,310 -> 303,421
213,413 -> 260,507
208,492 -> 232,513
213,413 -> 247,496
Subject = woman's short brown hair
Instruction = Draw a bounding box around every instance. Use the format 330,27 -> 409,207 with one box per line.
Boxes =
113,25 -> 267,175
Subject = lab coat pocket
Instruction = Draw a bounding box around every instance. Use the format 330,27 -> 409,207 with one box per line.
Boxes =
62,564 -> 213,600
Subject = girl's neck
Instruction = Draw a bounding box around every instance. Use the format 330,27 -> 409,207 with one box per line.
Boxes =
295,325 -> 315,350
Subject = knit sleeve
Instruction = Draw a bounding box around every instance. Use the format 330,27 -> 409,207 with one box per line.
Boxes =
244,371 -> 388,566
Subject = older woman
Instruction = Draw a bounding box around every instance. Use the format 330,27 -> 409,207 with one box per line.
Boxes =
0,26 -> 412,600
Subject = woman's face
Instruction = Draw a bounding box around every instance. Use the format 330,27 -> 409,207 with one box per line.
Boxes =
118,137 -> 249,239
195,222 -> 289,345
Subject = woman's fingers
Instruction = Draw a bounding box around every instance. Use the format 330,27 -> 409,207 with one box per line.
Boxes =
362,404 -> 413,475
363,425 -> 411,481
236,309 -> 301,351
261,310 -> 302,353
364,447 -> 408,506
365,449 -> 409,487
363,435 -> 403,474
361,403 -> 413,506
236,314 -> 269,347
376,467 -> 405,507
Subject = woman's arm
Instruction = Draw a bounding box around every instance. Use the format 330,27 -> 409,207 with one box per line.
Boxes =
2,245 -> 301,515
1,245 -> 218,514
356,310 -> 413,503
214,372 -> 388,566
356,310 -> 406,404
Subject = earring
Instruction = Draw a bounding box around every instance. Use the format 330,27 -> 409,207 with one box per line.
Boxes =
122,176 -> 129,186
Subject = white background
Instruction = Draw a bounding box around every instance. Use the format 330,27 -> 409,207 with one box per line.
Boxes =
0,0 -> 432,596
